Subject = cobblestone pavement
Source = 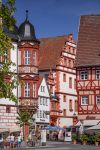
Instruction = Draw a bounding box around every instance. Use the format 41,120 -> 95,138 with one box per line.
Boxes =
1,141 -> 100,150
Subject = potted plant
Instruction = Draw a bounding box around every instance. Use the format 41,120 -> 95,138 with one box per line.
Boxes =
92,134 -> 100,147
72,134 -> 77,144
80,134 -> 89,145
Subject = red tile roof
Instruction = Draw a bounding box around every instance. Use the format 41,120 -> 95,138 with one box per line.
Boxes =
39,34 -> 75,70
75,15 -> 100,67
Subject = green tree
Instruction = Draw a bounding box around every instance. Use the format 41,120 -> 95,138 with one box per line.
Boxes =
0,0 -> 18,102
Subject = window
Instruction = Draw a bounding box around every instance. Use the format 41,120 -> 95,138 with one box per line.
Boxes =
33,51 -> 36,65
24,50 -> 30,65
6,106 -> 11,113
63,74 -> 66,82
96,70 -> 100,80
64,58 -> 67,66
80,71 -> 88,80
24,82 -> 30,97
69,77 -> 72,88
69,100 -> 73,111
41,86 -> 45,92
63,95 -> 66,102
81,96 -> 88,105
43,111 -> 45,118
75,100 -> 78,112
40,97 -> 42,105
68,59 -> 71,68
52,102 -> 56,110
40,110 -> 42,118
96,96 -> 100,105
74,79 -> 76,89
33,83 -> 36,97
43,98 -> 45,105
68,47 -> 70,53
4,50 -> 8,63
63,109 -> 66,116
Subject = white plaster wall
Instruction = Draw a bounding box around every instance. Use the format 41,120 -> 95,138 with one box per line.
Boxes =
35,78 -> 50,124
59,72 -> 76,95
60,118 -> 73,127
11,42 -> 18,73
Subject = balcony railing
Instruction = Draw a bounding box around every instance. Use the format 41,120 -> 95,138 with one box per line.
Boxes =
18,66 -> 38,74
19,98 -> 38,107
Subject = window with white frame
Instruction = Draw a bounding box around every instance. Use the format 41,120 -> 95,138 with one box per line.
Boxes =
24,50 -> 30,65
43,111 -> 45,118
40,97 -> 42,105
96,70 -> 100,80
81,96 -> 88,105
96,96 -> 100,105
80,71 -> 88,80
40,110 -> 42,118
33,51 -> 36,65
41,86 -> 45,92
43,98 -> 45,105
24,82 -> 30,97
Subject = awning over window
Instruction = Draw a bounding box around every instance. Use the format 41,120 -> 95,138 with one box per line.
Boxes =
0,126 -> 21,133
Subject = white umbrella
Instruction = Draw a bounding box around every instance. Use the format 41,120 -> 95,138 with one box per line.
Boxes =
85,123 -> 100,134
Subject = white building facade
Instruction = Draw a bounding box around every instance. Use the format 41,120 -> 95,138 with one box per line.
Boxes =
35,77 -> 50,128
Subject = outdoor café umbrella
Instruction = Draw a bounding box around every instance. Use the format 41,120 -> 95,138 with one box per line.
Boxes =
85,123 -> 100,134
45,125 -> 65,130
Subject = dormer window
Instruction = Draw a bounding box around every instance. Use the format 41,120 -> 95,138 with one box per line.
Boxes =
24,50 -> 30,65
80,71 -> 88,80
96,70 -> 100,80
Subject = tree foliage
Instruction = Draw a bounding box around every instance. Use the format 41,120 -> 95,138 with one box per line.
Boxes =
0,0 -> 18,102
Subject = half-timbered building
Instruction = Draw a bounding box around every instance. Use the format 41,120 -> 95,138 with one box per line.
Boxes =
75,15 -> 100,125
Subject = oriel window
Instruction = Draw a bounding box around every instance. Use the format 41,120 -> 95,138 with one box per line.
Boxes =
24,82 -> 30,97
24,50 -> 30,65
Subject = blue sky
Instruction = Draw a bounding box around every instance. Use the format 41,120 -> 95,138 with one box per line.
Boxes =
8,0 -> 100,39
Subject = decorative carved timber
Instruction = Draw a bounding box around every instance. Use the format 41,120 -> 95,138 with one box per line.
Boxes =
19,66 -> 38,74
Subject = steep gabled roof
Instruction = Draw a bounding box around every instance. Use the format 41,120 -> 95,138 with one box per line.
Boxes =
39,34 -> 74,70
75,15 -> 100,68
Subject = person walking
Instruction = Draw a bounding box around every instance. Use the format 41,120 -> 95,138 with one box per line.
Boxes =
17,134 -> 22,147
10,134 -> 15,148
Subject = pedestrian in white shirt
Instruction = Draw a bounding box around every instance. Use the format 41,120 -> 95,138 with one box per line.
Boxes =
10,134 -> 15,148
17,135 -> 21,147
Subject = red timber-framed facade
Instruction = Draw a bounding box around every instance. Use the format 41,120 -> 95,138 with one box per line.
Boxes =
75,15 -> 100,124
18,13 -> 40,139
39,34 -> 78,128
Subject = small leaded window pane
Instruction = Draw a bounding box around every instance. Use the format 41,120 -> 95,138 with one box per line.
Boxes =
81,96 -> 88,105
80,71 -> 88,80
24,50 -> 30,65
96,96 -> 100,105
96,70 -> 100,79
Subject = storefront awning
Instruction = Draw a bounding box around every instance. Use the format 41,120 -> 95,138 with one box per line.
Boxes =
0,128 -> 9,133
75,120 -> 100,127
0,126 -> 21,133
10,127 -> 21,133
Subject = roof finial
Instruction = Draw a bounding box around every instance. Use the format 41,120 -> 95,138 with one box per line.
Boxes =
26,10 -> 29,20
